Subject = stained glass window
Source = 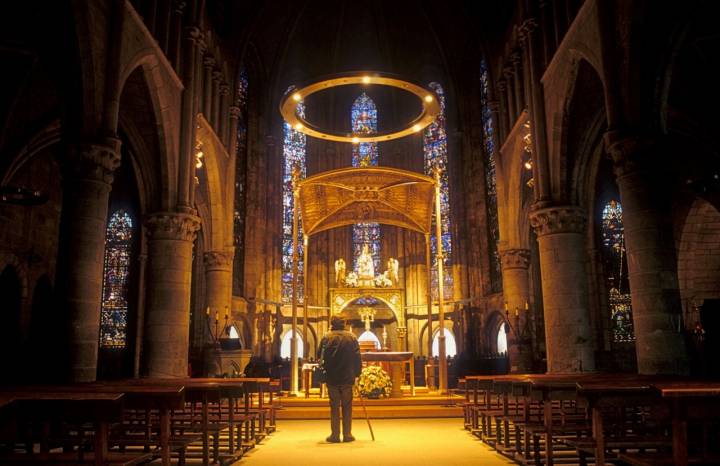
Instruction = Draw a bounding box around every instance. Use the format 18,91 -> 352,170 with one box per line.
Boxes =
601,200 -> 635,342
281,95 -> 306,304
424,82 -> 453,300
99,210 -> 134,348
233,67 -> 248,294
480,60 -> 502,292
351,93 -> 381,273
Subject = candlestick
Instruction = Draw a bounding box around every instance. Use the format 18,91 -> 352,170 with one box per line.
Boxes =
504,302 -> 508,312
215,311 -> 218,323
224,306 -> 229,320
525,301 -> 529,310
514,307 -> 519,317
206,306 -> 210,316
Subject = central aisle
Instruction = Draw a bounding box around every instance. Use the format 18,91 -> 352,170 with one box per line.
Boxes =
237,418 -> 515,466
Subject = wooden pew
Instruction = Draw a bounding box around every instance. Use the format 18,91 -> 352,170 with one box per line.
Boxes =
0,391 -> 149,466
618,382 -> 720,466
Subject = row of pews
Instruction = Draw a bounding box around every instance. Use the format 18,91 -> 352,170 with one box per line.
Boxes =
459,373 -> 720,466
0,377 -> 279,465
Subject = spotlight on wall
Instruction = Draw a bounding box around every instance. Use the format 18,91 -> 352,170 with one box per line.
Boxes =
195,142 -> 204,169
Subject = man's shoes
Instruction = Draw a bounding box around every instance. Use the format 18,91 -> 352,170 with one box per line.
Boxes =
343,435 -> 355,443
326,436 -> 341,443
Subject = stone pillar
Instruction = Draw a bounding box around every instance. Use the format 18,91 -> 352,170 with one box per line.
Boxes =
202,55 -> 214,119
143,212 -> 201,377
499,248 -> 532,372
605,133 -> 689,374
530,206 -> 595,373
204,249 -> 233,321
57,140 -> 121,382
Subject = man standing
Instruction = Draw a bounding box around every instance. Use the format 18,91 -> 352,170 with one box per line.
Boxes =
318,316 -> 362,443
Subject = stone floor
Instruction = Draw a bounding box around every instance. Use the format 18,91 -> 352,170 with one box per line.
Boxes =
234,418 -> 516,466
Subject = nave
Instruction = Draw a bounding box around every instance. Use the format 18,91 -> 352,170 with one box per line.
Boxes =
238,419 -> 514,466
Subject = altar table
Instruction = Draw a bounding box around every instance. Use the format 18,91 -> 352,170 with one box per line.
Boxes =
361,352 -> 415,397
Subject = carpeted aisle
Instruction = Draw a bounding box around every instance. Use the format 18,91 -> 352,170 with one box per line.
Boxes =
237,418 -> 515,466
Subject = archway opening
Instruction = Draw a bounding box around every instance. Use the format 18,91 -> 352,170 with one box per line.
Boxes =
432,328 -> 457,357
280,330 -> 304,360
497,324 -> 508,355
339,297 -> 397,351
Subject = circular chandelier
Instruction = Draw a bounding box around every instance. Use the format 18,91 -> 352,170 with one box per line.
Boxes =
279,72 -> 441,144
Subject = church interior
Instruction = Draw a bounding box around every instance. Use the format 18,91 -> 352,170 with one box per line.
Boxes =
1,0 -> 720,465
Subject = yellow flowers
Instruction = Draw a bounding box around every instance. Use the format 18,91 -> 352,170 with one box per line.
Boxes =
357,365 -> 392,398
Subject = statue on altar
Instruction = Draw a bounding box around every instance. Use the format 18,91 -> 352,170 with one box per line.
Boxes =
357,244 -> 375,279
334,258 -> 346,287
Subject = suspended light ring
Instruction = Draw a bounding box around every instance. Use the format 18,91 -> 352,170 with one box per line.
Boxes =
279,72 -> 440,143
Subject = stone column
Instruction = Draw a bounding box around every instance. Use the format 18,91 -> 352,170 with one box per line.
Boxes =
605,133 -> 689,374
204,249 -> 233,321
143,212 -> 201,377
202,55 -> 214,119
57,140 -> 121,382
530,206 -> 595,373
499,248 -> 532,372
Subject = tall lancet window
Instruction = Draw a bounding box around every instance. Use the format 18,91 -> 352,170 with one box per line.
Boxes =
424,82 -> 453,300
601,200 -> 635,342
480,59 -> 502,292
281,97 -> 306,303
233,67 -> 248,294
99,209 -> 134,348
351,93 -> 381,273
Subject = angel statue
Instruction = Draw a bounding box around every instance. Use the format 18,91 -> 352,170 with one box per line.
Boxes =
387,257 -> 399,285
334,258 -> 346,287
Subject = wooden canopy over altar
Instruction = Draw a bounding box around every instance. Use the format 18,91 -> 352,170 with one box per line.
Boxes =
287,164 -> 451,395
296,166 -> 436,236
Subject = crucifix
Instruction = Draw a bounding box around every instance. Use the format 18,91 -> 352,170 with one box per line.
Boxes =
359,306 -> 376,331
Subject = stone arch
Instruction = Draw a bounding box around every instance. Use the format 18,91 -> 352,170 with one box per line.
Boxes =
484,310 -> 509,354
0,252 -> 29,300
117,60 -> 175,213
418,319 -> 455,357
334,294 -> 403,329
678,198 -> 720,317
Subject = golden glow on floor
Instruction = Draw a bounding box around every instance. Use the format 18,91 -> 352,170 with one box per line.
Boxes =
236,418 -> 515,466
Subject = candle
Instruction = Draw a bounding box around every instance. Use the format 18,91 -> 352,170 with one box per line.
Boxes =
525,301 -> 529,310
215,311 -> 218,323
206,306 -> 210,316
225,306 -> 229,319
514,307 -> 519,317
504,302 -> 508,311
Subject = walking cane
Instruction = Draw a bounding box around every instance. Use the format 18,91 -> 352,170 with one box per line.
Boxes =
357,392 -> 375,441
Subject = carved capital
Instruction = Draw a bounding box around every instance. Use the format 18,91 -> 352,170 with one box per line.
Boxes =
187,26 -> 203,47
204,249 -> 234,270
219,84 -> 230,96
396,327 -> 407,338
203,55 -> 216,69
174,0 -> 186,15
498,248 -> 531,270
604,131 -> 656,178
229,105 -> 242,120
529,205 -> 586,236
65,139 -> 121,184
520,18 -> 539,36
145,212 -> 201,242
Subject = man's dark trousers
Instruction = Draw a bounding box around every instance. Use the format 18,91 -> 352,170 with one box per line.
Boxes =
328,384 -> 354,438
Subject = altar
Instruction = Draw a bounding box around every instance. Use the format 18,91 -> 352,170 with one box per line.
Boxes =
362,351 -> 415,397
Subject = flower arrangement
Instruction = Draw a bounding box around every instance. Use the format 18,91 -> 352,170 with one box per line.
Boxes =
373,271 -> 392,288
345,271 -> 358,287
357,365 -> 392,398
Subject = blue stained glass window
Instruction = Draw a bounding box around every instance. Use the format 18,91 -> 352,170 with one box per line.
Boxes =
282,95 -> 306,304
233,67 -> 248,294
601,200 -> 635,342
99,210 -> 134,348
424,82 -> 453,300
351,93 -> 381,273
480,59 -> 502,292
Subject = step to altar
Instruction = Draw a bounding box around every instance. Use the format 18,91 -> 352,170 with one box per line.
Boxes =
275,387 -> 464,420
